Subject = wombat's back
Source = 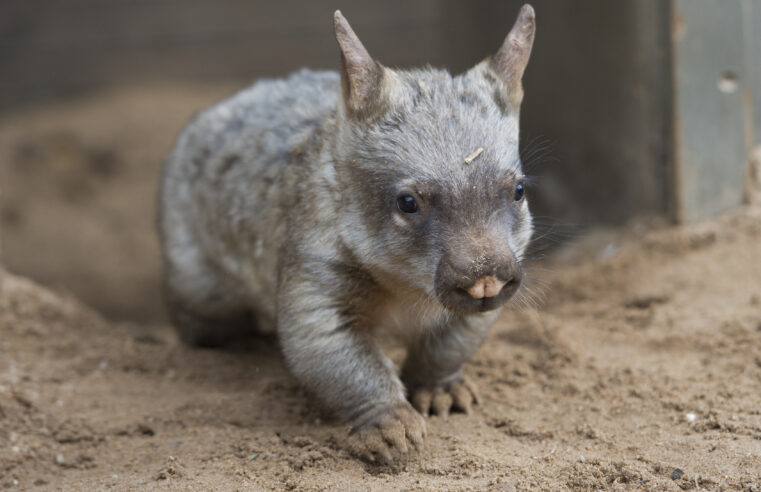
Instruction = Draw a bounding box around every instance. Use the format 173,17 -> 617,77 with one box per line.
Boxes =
162,68 -> 339,190
159,69 -> 340,331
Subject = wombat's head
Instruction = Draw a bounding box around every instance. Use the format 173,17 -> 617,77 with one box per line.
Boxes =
332,6 -> 535,315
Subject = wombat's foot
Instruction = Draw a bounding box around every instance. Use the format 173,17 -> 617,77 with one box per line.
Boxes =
348,403 -> 426,464
409,377 -> 480,419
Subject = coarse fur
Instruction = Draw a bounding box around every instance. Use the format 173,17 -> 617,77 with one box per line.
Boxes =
159,5 -> 536,463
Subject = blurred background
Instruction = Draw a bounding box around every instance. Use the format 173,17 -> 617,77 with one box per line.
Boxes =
1,0 -> 759,322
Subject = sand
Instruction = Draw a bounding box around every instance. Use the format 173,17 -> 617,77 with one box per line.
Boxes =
1,86 -> 760,491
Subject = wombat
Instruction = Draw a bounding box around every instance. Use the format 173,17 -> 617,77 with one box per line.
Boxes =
159,5 -> 536,463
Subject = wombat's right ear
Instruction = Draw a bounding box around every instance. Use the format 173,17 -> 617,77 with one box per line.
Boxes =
333,11 -> 384,117
489,4 -> 536,110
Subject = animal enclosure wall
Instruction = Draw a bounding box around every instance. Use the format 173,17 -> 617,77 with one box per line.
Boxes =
2,0 -> 666,228
1,0 -> 759,230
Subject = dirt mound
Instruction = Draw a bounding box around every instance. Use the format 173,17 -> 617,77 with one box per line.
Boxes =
0,83 -> 237,322
2,203 -> 761,490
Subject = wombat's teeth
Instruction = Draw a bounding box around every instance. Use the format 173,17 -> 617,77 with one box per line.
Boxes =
466,276 -> 506,299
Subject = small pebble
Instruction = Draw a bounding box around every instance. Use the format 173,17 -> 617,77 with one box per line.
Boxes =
671,468 -> 684,480
686,412 -> 697,423
579,455 -> 586,463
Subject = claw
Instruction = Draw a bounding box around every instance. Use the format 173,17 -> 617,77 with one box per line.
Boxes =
349,403 -> 426,464
406,423 -> 425,451
408,376 -> 480,420
432,389 -> 453,418
380,418 -> 409,455
412,387 -> 433,416
465,379 -> 481,405
451,382 -> 474,415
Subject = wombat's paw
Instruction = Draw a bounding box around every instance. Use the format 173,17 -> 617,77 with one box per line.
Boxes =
409,377 -> 480,419
348,403 -> 426,464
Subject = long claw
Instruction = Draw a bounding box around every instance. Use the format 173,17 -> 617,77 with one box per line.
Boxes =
408,376 -> 480,420
380,418 -> 409,455
432,389 -> 453,418
412,387 -> 433,416
349,403 -> 426,464
451,383 -> 474,415
465,379 -> 481,405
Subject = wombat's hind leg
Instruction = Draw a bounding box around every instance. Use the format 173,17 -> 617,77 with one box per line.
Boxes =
166,297 -> 253,347
161,231 -> 256,347
163,275 -> 254,348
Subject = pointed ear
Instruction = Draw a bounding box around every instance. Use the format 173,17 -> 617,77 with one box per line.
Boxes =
333,10 -> 384,116
489,4 -> 536,108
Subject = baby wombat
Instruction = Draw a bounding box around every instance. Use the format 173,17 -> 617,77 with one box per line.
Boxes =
159,5 -> 536,463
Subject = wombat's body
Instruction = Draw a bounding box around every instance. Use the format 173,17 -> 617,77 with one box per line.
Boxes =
159,6 -> 537,462
160,70 -> 341,339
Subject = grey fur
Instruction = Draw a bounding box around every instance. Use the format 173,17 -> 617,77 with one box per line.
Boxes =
159,5 -> 536,461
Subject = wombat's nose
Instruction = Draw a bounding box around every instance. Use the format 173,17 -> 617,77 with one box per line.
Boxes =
466,276 -> 506,299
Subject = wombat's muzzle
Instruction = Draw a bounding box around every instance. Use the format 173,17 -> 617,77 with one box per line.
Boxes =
434,247 -> 523,314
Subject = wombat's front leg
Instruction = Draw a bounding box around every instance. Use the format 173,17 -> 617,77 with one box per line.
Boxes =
277,271 -> 426,463
402,314 -> 495,418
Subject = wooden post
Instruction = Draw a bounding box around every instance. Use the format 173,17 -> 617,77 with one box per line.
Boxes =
671,0 -> 756,222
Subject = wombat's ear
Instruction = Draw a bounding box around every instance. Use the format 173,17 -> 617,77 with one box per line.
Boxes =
333,10 -> 384,116
489,4 -> 535,109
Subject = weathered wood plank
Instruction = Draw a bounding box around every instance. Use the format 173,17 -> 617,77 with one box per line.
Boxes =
672,0 -> 749,222
0,0 -> 441,108
2,0 -> 757,226
745,0 -> 761,147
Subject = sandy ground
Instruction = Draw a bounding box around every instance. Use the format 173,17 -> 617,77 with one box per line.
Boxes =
1,88 -> 761,490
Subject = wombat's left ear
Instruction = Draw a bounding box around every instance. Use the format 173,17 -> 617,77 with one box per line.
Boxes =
490,4 -> 536,108
333,10 -> 384,117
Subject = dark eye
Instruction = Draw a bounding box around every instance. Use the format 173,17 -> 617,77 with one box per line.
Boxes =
514,182 -> 525,202
396,194 -> 419,214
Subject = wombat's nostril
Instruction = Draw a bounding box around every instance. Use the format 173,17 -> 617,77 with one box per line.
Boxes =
466,276 -> 506,299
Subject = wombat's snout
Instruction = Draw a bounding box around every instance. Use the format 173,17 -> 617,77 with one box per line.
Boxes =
435,245 -> 523,314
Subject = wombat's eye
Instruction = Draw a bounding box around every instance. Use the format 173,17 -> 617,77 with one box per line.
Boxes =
514,182 -> 525,202
396,194 -> 419,214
